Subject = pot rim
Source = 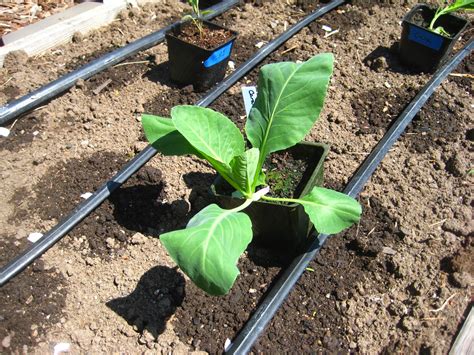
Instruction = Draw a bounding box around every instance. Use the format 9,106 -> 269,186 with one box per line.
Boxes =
402,3 -> 469,39
210,141 -> 330,208
166,19 -> 238,52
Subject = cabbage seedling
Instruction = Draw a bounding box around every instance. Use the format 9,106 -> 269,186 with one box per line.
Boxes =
429,0 -> 474,36
142,53 -> 362,295
182,0 -> 212,34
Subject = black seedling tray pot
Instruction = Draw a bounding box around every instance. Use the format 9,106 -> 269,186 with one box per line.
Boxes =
399,4 -> 468,73
165,20 -> 237,91
210,142 -> 329,253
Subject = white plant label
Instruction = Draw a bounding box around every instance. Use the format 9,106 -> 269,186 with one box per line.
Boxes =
241,86 -> 258,117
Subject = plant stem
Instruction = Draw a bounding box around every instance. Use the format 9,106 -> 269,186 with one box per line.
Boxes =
228,186 -> 270,213
429,7 -> 445,31
261,195 -> 300,204
228,198 -> 254,213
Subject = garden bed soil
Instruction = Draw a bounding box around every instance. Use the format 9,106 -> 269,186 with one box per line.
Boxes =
1,0 -> 473,353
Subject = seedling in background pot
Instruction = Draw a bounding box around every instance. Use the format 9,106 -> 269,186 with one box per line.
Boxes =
182,0 -> 213,34
429,0 -> 474,36
142,53 -> 362,295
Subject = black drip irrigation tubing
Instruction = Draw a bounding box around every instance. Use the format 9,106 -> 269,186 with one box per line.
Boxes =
0,0 -> 345,286
225,38 -> 474,355
0,0 -> 240,127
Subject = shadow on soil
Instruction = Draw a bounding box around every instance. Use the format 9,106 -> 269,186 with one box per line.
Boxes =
363,45 -> 420,75
110,171 -> 216,236
107,266 -> 185,338
144,61 -> 176,88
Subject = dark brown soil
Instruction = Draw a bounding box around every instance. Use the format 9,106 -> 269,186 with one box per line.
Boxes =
405,92 -> 468,155
82,53 -> 153,95
308,7 -> 367,39
265,150 -> 307,199
255,197 -> 401,352
172,247 -> 287,353
214,147 -> 311,199
143,84 -> 199,115
0,238 -> 67,353
174,21 -> 235,50
9,152 -> 170,259
351,86 -> 417,135
412,10 -> 432,29
0,112 -> 45,151
450,52 -> 473,94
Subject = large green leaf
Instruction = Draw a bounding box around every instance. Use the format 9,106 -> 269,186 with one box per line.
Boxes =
141,114 -> 199,156
297,187 -> 361,234
171,105 -> 245,165
229,148 -> 260,195
246,54 -> 334,166
160,204 -> 252,295
445,0 -> 474,13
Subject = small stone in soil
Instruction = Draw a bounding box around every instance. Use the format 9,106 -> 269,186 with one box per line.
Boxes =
2,335 -> 11,348
53,342 -> 70,355
382,246 -> 396,255
27,232 -> 43,243
0,127 -> 10,137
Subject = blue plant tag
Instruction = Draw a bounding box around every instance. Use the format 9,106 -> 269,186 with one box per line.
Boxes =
203,41 -> 233,68
408,26 -> 443,51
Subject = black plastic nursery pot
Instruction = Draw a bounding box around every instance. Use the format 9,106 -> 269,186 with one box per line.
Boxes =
211,142 -> 329,253
399,4 -> 469,72
165,20 -> 237,91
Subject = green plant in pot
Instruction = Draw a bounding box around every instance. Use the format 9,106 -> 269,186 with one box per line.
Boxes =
142,53 -> 362,295
429,0 -> 473,35
399,1 -> 471,72
181,0 -> 211,33
166,0 -> 237,91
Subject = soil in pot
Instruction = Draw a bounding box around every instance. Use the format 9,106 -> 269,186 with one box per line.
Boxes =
166,20 -> 237,91
215,146 -> 317,199
174,21 -> 234,50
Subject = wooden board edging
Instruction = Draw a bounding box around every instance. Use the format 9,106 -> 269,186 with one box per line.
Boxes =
0,0 -> 161,68
450,305 -> 474,355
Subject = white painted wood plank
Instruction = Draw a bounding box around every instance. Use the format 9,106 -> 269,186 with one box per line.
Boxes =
2,2 -> 102,46
0,0 -> 140,68
450,306 -> 474,355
